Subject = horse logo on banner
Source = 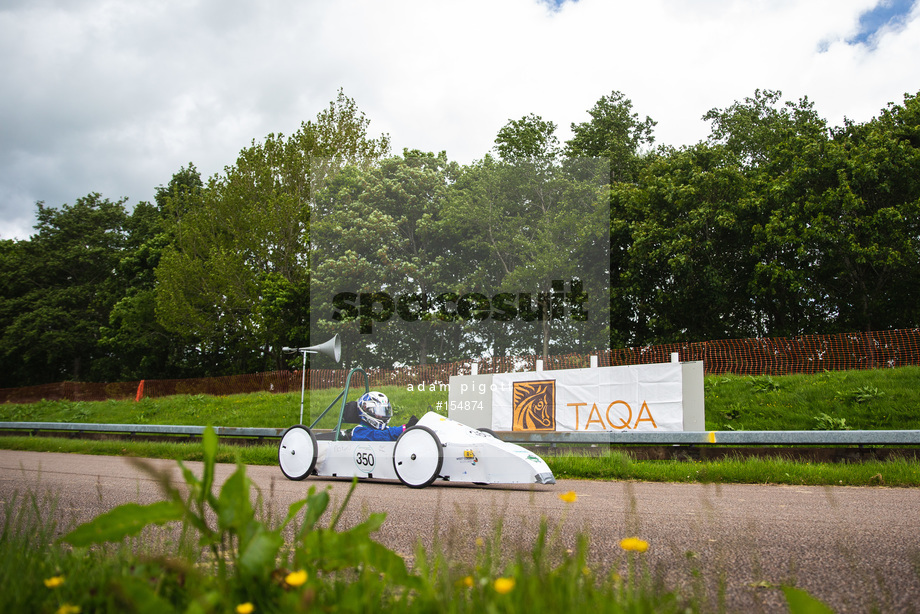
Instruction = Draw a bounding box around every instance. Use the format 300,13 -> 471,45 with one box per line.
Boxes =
512,380 -> 556,431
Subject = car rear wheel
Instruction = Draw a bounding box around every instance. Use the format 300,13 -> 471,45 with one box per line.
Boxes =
278,425 -> 318,481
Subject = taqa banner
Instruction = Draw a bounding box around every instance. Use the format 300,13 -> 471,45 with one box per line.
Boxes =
491,363 -> 684,432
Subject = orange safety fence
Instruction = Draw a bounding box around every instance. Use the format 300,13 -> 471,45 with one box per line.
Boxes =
2,328 -> 919,404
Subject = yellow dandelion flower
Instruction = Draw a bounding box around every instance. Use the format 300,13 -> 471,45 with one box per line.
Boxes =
619,537 -> 649,553
236,603 -> 255,614
558,490 -> 578,503
475,537 -> 484,547
44,576 -> 65,589
462,576 -> 474,588
493,577 -> 515,594
55,605 -> 81,614
285,570 -> 308,587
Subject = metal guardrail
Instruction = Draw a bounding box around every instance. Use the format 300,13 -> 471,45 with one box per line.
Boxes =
0,422 -> 285,438
503,430 -> 920,445
1,422 -> 920,445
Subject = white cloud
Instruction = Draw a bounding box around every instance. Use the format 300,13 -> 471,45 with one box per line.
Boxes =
1,0 -> 918,239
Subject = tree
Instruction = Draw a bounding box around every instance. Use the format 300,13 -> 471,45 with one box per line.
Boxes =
0,238 -> 30,385
448,116 -> 610,359
98,164 -> 205,380
0,194 -> 128,384
494,113 -> 561,162
610,145 -> 754,344
795,93 -> 920,332
705,90 -> 833,336
154,92 -> 390,374
566,90 -> 657,183
311,151 -> 463,367
703,89 -> 826,171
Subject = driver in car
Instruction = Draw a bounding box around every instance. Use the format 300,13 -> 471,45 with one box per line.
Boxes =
351,391 -> 417,441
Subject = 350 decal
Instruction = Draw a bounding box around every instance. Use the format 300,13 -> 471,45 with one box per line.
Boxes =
354,446 -> 376,472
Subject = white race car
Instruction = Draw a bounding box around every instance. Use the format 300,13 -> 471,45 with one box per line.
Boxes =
278,409 -> 556,488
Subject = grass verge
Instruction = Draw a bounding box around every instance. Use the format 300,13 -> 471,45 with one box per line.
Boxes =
2,367 -> 918,432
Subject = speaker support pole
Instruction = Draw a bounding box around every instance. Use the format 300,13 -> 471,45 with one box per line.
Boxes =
298,348 -> 308,424
282,334 -> 342,426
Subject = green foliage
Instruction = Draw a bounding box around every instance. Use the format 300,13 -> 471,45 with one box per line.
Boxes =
830,384 -> 892,427
0,428 -> 717,613
57,401 -> 91,423
2,444 -> 863,613
63,500 -> 186,546
782,586 -> 835,614
311,150 -> 463,367
813,413 -> 851,431
845,385 -> 886,404
720,404 -> 742,421
748,375 -> 781,393
703,89 -> 826,171
611,144 -> 753,342
155,90 -> 390,374
98,167 -> 200,381
0,193 -> 129,385
609,88 -> 920,344
443,152 -> 610,359
2,442 -> 697,613
494,113 -> 561,162
566,89 -> 657,183
311,145 -> 610,365
57,426 -> 418,611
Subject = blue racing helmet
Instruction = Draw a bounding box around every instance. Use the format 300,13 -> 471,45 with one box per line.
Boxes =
357,391 -> 393,430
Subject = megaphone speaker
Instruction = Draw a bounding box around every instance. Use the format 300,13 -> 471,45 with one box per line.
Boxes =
303,334 -> 341,363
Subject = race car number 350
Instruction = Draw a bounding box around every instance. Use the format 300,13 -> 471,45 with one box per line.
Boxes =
354,445 -> 376,472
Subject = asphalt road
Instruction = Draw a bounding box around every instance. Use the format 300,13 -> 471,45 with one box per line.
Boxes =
2,450 -> 919,613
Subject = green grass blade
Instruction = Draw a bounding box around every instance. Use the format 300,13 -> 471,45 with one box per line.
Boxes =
61,500 -> 184,547
783,586 -> 835,614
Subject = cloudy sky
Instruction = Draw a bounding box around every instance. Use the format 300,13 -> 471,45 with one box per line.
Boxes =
2,0 -> 918,240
